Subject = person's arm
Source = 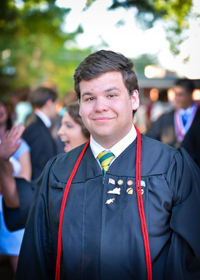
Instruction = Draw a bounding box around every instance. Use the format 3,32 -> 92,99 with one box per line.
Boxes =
17,150 -> 32,181
0,159 -> 20,208
0,124 -> 25,208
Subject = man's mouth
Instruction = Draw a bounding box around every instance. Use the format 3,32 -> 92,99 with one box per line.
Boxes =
93,116 -> 113,122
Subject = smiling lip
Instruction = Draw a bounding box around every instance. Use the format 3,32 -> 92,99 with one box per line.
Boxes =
93,117 -> 113,122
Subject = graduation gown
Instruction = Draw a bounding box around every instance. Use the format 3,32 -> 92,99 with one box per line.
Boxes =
16,135 -> 200,280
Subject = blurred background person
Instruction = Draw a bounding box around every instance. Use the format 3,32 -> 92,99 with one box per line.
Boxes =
63,90 -> 78,108
1,102 -> 90,234
181,113 -> 200,168
150,89 -> 173,123
49,89 -> 79,154
9,87 -> 33,126
23,87 -> 58,180
50,98 -> 65,154
0,100 -> 31,278
42,81 -> 65,154
58,102 -> 90,152
145,78 -> 200,148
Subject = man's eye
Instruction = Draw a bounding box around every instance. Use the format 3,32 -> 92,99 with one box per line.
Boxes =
86,97 -> 94,101
108,94 -> 116,98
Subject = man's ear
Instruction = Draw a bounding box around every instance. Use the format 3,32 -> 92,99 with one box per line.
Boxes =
131,90 -> 140,110
45,99 -> 53,107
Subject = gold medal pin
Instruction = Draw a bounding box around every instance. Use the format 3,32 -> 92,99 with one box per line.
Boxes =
126,187 -> 133,195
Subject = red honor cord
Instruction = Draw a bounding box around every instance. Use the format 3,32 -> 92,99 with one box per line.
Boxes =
135,126 -> 152,280
55,139 -> 90,280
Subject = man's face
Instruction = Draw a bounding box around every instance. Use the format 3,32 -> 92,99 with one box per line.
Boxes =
174,85 -> 193,110
79,71 -> 139,148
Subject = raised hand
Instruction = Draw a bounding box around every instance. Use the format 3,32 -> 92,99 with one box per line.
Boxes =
0,123 -> 25,161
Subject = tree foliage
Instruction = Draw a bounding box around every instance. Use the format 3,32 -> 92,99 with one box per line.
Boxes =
0,0 -> 91,98
0,0 -> 184,99
86,0 -> 196,55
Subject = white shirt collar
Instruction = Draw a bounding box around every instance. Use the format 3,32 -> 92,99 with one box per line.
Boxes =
90,125 -> 137,160
35,110 -> 51,128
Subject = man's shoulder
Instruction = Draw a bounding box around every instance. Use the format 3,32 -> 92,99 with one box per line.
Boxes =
140,134 -> 179,173
23,114 -> 47,138
56,144 -> 87,161
50,143 -> 89,181
25,113 -> 39,126
142,134 -> 177,154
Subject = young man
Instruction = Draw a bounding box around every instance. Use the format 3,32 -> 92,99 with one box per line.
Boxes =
146,78 -> 200,148
15,50 -> 200,280
23,86 -> 58,180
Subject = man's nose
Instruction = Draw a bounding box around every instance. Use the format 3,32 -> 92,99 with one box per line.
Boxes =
94,97 -> 108,111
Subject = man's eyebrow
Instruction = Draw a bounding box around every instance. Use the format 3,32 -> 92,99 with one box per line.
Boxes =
81,87 -> 120,97
81,92 -> 93,98
104,87 -> 120,92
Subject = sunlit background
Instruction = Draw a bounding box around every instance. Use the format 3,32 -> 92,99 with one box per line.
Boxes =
57,0 -> 200,79
1,0 -> 200,101
55,0 -> 200,101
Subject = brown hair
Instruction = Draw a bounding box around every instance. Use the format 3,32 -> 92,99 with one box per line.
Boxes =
0,100 -> 13,130
29,87 -> 58,109
174,78 -> 195,95
74,50 -> 139,99
67,102 -> 90,139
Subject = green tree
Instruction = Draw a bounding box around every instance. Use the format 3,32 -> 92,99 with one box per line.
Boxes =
86,0 -> 197,55
0,0 -> 90,98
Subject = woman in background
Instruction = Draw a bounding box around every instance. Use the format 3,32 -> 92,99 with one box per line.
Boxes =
0,102 -> 89,232
0,100 -> 31,276
58,102 -> 90,152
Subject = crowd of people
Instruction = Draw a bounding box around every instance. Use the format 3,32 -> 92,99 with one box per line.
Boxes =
0,49 -> 199,279
0,88 -> 88,278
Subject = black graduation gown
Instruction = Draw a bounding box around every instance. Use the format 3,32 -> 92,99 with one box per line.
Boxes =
16,135 -> 200,280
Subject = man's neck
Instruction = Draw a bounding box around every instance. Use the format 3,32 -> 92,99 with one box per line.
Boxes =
182,101 -> 194,110
90,126 -> 136,160
35,110 -> 51,128
93,126 -> 134,150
